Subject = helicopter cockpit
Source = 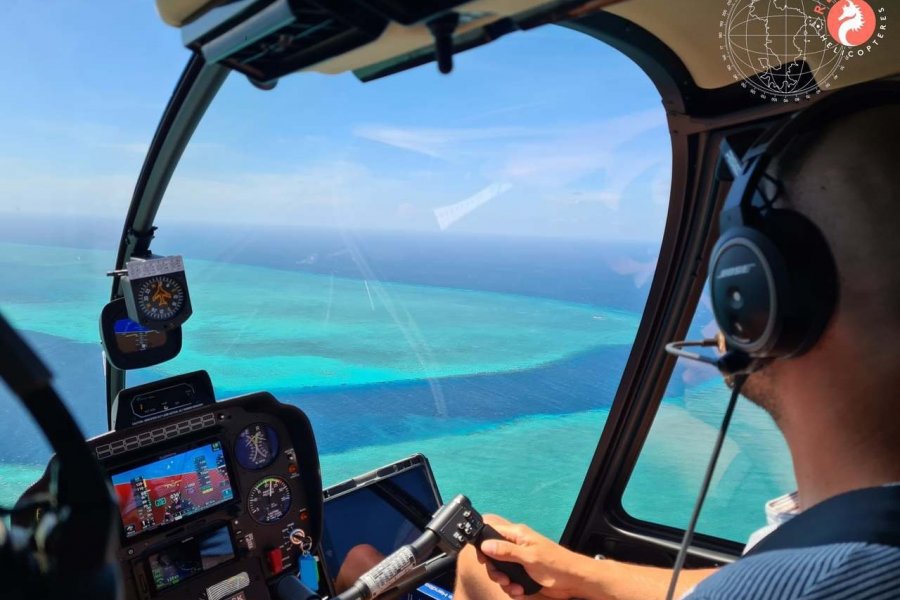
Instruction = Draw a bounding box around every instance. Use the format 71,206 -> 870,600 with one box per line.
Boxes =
1,1 -> 898,599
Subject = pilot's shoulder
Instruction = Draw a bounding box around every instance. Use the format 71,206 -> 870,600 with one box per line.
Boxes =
686,542 -> 900,599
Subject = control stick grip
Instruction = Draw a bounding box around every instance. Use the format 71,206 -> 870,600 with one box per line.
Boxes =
477,524 -> 543,596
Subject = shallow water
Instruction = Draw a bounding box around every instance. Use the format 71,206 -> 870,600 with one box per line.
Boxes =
0,239 -> 794,543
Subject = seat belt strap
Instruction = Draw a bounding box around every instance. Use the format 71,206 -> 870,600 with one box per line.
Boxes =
744,485 -> 900,557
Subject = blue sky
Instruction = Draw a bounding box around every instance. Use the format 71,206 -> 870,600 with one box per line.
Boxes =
0,3 -> 671,241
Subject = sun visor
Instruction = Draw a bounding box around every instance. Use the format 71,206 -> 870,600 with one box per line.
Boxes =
155,0 -> 619,84
156,0 -> 236,27
174,0 -> 391,84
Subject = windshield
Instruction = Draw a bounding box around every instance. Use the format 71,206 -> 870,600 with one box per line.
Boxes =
0,4 -> 187,503
0,6 -> 671,538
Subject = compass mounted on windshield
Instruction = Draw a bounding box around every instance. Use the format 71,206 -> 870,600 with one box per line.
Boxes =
120,255 -> 193,330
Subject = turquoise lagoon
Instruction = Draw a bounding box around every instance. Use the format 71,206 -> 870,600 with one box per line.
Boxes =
0,241 -> 793,543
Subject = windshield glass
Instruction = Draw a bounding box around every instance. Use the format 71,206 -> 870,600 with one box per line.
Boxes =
0,7 -> 671,538
151,27 -> 671,537
0,4 -> 186,503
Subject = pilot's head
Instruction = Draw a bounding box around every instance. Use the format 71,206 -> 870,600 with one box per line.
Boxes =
739,100 -> 900,425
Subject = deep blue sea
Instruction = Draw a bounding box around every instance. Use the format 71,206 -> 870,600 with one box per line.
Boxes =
0,214 -> 794,541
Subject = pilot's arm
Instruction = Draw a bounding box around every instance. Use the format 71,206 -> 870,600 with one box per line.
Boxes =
456,515 -> 716,600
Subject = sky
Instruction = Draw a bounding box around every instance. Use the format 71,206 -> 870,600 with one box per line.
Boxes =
0,2 -> 672,242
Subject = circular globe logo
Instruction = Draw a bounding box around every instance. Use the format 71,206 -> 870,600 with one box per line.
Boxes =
720,0 -> 888,102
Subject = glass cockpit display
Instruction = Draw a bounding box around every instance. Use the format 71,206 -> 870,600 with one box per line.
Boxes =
100,297 -> 183,370
235,423 -> 280,470
111,441 -> 235,538
114,318 -> 167,353
148,525 -> 235,592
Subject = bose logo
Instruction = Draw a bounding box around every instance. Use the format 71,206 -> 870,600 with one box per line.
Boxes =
717,263 -> 756,279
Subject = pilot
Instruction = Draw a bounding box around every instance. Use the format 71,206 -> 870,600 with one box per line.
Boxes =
453,96 -> 900,598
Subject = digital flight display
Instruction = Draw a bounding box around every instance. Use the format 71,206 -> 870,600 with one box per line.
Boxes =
111,441 -> 235,538
148,525 -> 235,591
113,318 -> 166,353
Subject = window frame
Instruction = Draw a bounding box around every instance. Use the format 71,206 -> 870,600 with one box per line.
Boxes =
559,13 -> 812,565
104,7 -> 807,567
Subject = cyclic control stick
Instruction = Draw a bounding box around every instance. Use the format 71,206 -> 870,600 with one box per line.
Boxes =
275,494 -> 542,600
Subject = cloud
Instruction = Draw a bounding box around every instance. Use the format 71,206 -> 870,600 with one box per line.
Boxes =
553,190 -> 621,209
0,159 -> 380,226
651,165 -> 672,206
500,152 -> 600,183
0,171 -> 135,216
609,256 -> 658,288
157,160 -> 470,232
494,110 -> 667,188
353,124 -> 536,159
0,109 -> 673,241
21,119 -> 155,155
354,110 -> 670,209
161,161 -> 378,221
433,182 -> 513,230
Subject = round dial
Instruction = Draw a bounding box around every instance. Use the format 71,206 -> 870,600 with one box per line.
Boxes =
137,275 -> 185,322
247,477 -> 292,524
235,423 -> 279,470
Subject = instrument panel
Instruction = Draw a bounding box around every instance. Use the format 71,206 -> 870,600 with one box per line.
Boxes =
19,392 -> 323,600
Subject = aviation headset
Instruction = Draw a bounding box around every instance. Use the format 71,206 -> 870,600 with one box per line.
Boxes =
709,81 -> 900,372
665,83 -> 900,600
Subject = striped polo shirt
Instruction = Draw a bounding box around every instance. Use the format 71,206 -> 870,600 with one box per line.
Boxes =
685,542 -> 900,599
684,489 -> 900,599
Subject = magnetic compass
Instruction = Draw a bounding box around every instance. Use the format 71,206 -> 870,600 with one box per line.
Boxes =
121,255 -> 192,330
137,275 -> 185,322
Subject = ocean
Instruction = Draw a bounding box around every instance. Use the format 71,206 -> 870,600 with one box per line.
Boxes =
0,216 -> 794,543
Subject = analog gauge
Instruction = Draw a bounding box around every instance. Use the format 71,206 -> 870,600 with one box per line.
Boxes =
136,275 -> 186,322
247,477 -> 292,524
235,423 -> 279,470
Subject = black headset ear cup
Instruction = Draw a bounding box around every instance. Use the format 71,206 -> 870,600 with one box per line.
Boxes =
710,225 -> 787,356
709,82 -> 899,362
710,210 -> 838,359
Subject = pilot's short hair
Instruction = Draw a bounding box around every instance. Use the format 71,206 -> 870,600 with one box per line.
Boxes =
771,102 -> 900,359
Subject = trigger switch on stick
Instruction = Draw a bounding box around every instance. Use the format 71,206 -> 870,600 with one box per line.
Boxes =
477,524 -> 543,596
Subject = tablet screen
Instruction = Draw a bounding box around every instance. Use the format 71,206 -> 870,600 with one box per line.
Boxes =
321,459 -> 441,582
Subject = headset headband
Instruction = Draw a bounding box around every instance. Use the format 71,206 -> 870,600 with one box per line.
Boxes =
720,80 -> 900,231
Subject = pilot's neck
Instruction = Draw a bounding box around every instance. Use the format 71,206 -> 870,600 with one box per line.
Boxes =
775,330 -> 900,511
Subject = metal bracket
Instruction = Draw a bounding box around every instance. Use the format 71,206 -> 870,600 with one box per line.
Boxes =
127,226 -> 158,258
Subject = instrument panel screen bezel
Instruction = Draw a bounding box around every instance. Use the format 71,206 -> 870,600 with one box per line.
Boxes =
108,436 -> 239,540
145,523 -> 237,593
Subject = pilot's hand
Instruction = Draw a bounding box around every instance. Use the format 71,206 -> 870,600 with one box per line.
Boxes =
477,515 -> 596,599
334,544 -> 385,593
